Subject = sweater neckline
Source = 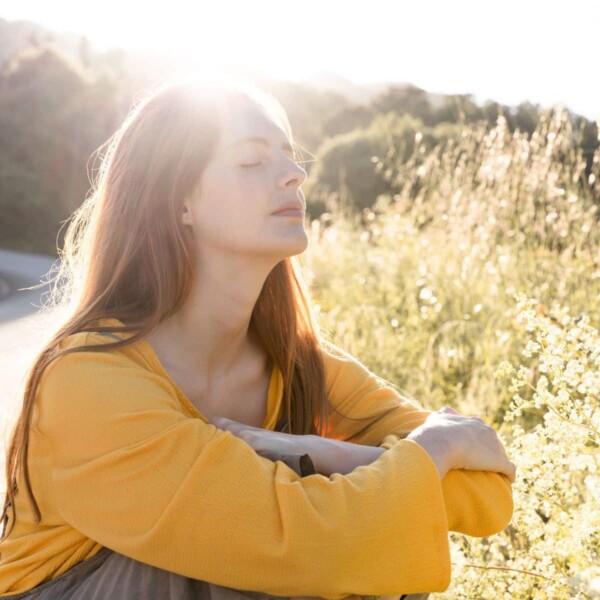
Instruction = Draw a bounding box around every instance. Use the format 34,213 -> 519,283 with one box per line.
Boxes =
94,317 -> 284,430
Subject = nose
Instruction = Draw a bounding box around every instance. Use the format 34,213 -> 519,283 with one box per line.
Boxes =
278,159 -> 307,191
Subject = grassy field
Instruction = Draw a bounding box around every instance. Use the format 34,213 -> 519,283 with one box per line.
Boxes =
300,108 -> 599,598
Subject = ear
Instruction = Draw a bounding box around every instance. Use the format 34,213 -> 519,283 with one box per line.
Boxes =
182,200 -> 194,227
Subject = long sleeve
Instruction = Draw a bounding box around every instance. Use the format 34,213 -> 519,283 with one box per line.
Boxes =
320,342 -> 515,537
35,345 -> 453,599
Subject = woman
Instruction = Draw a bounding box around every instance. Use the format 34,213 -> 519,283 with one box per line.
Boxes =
0,76 -> 516,599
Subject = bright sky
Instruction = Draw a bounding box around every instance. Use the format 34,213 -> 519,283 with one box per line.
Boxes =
2,0 -> 599,121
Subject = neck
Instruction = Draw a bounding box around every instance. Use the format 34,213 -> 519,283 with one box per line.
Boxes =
145,250 -> 279,377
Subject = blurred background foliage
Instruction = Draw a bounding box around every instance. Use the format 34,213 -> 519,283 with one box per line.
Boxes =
0,18 -> 597,255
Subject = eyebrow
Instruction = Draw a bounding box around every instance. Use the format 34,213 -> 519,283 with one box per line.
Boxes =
227,136 -> 294,153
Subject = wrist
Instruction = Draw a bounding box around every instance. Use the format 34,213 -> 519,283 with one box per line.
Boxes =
308,435 -> 386,476
406,432 -> 452,479
341,442 -> 386,475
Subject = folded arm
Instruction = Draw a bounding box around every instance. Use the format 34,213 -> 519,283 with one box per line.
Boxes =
36,338 -> 454,598
319,341 -> 514,537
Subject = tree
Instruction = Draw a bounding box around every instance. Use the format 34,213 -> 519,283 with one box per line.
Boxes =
0,42 -> 120,253
369,84 -> 435,126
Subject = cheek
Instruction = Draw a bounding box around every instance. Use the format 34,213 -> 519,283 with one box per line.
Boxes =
209,166 -> 265,205
191,166 -> 270,234
193,187 -> 265,240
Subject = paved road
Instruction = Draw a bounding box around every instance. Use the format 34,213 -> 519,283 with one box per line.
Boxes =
0,248 -> 62,497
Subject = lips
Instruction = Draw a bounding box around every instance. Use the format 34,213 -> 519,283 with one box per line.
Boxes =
271,203 -> 304,215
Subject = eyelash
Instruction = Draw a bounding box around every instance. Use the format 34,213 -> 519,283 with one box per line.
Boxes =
239,156 -> 301,169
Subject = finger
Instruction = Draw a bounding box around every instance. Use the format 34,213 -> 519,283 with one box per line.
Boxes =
508,461 -> 517,483
210,417 -> 245,434
499,459 -> 516,483
237,430 -> 256,444
209,417 -> 229,428
211,417 -> 243,428
213,417 -> 264,433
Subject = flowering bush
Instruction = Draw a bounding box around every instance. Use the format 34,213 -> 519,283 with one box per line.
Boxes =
445,293 -> 599,599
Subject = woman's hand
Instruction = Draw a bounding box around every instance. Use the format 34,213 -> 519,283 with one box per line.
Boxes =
208,416 -> 311,457
407,406 -> 517,482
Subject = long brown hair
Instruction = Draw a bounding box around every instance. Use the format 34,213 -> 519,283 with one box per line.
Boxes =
1,75 -> 399,539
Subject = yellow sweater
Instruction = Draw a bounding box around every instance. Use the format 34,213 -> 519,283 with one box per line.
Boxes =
0,318 -> 514,598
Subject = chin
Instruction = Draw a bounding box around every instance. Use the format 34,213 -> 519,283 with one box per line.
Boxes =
276,236 -> 309,259
290,233 -> 309,251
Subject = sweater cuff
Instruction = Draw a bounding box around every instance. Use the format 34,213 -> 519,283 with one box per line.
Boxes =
257,450 -> 318,477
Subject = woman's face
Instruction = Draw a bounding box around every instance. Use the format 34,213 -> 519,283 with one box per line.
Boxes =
182,99 -> 308,264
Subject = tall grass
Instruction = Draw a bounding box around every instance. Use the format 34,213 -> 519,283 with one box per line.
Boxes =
301,108 -> 599,598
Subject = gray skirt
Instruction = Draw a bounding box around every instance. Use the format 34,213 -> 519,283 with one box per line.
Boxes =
0,452 -> 427,600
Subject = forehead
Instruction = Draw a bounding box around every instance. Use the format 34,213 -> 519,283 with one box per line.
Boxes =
217,99 -> 290,150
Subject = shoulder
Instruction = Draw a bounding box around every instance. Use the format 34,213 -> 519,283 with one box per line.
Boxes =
54,317 -> 150,362
42,321 -> 157,390
319,339 -> 423,409
320,339 -> 389,388
319,341 -> 397,411
321,339 -> 354,362
37,326 -> 183,426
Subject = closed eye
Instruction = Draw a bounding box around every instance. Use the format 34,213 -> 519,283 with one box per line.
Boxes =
239,155 -> 303,169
